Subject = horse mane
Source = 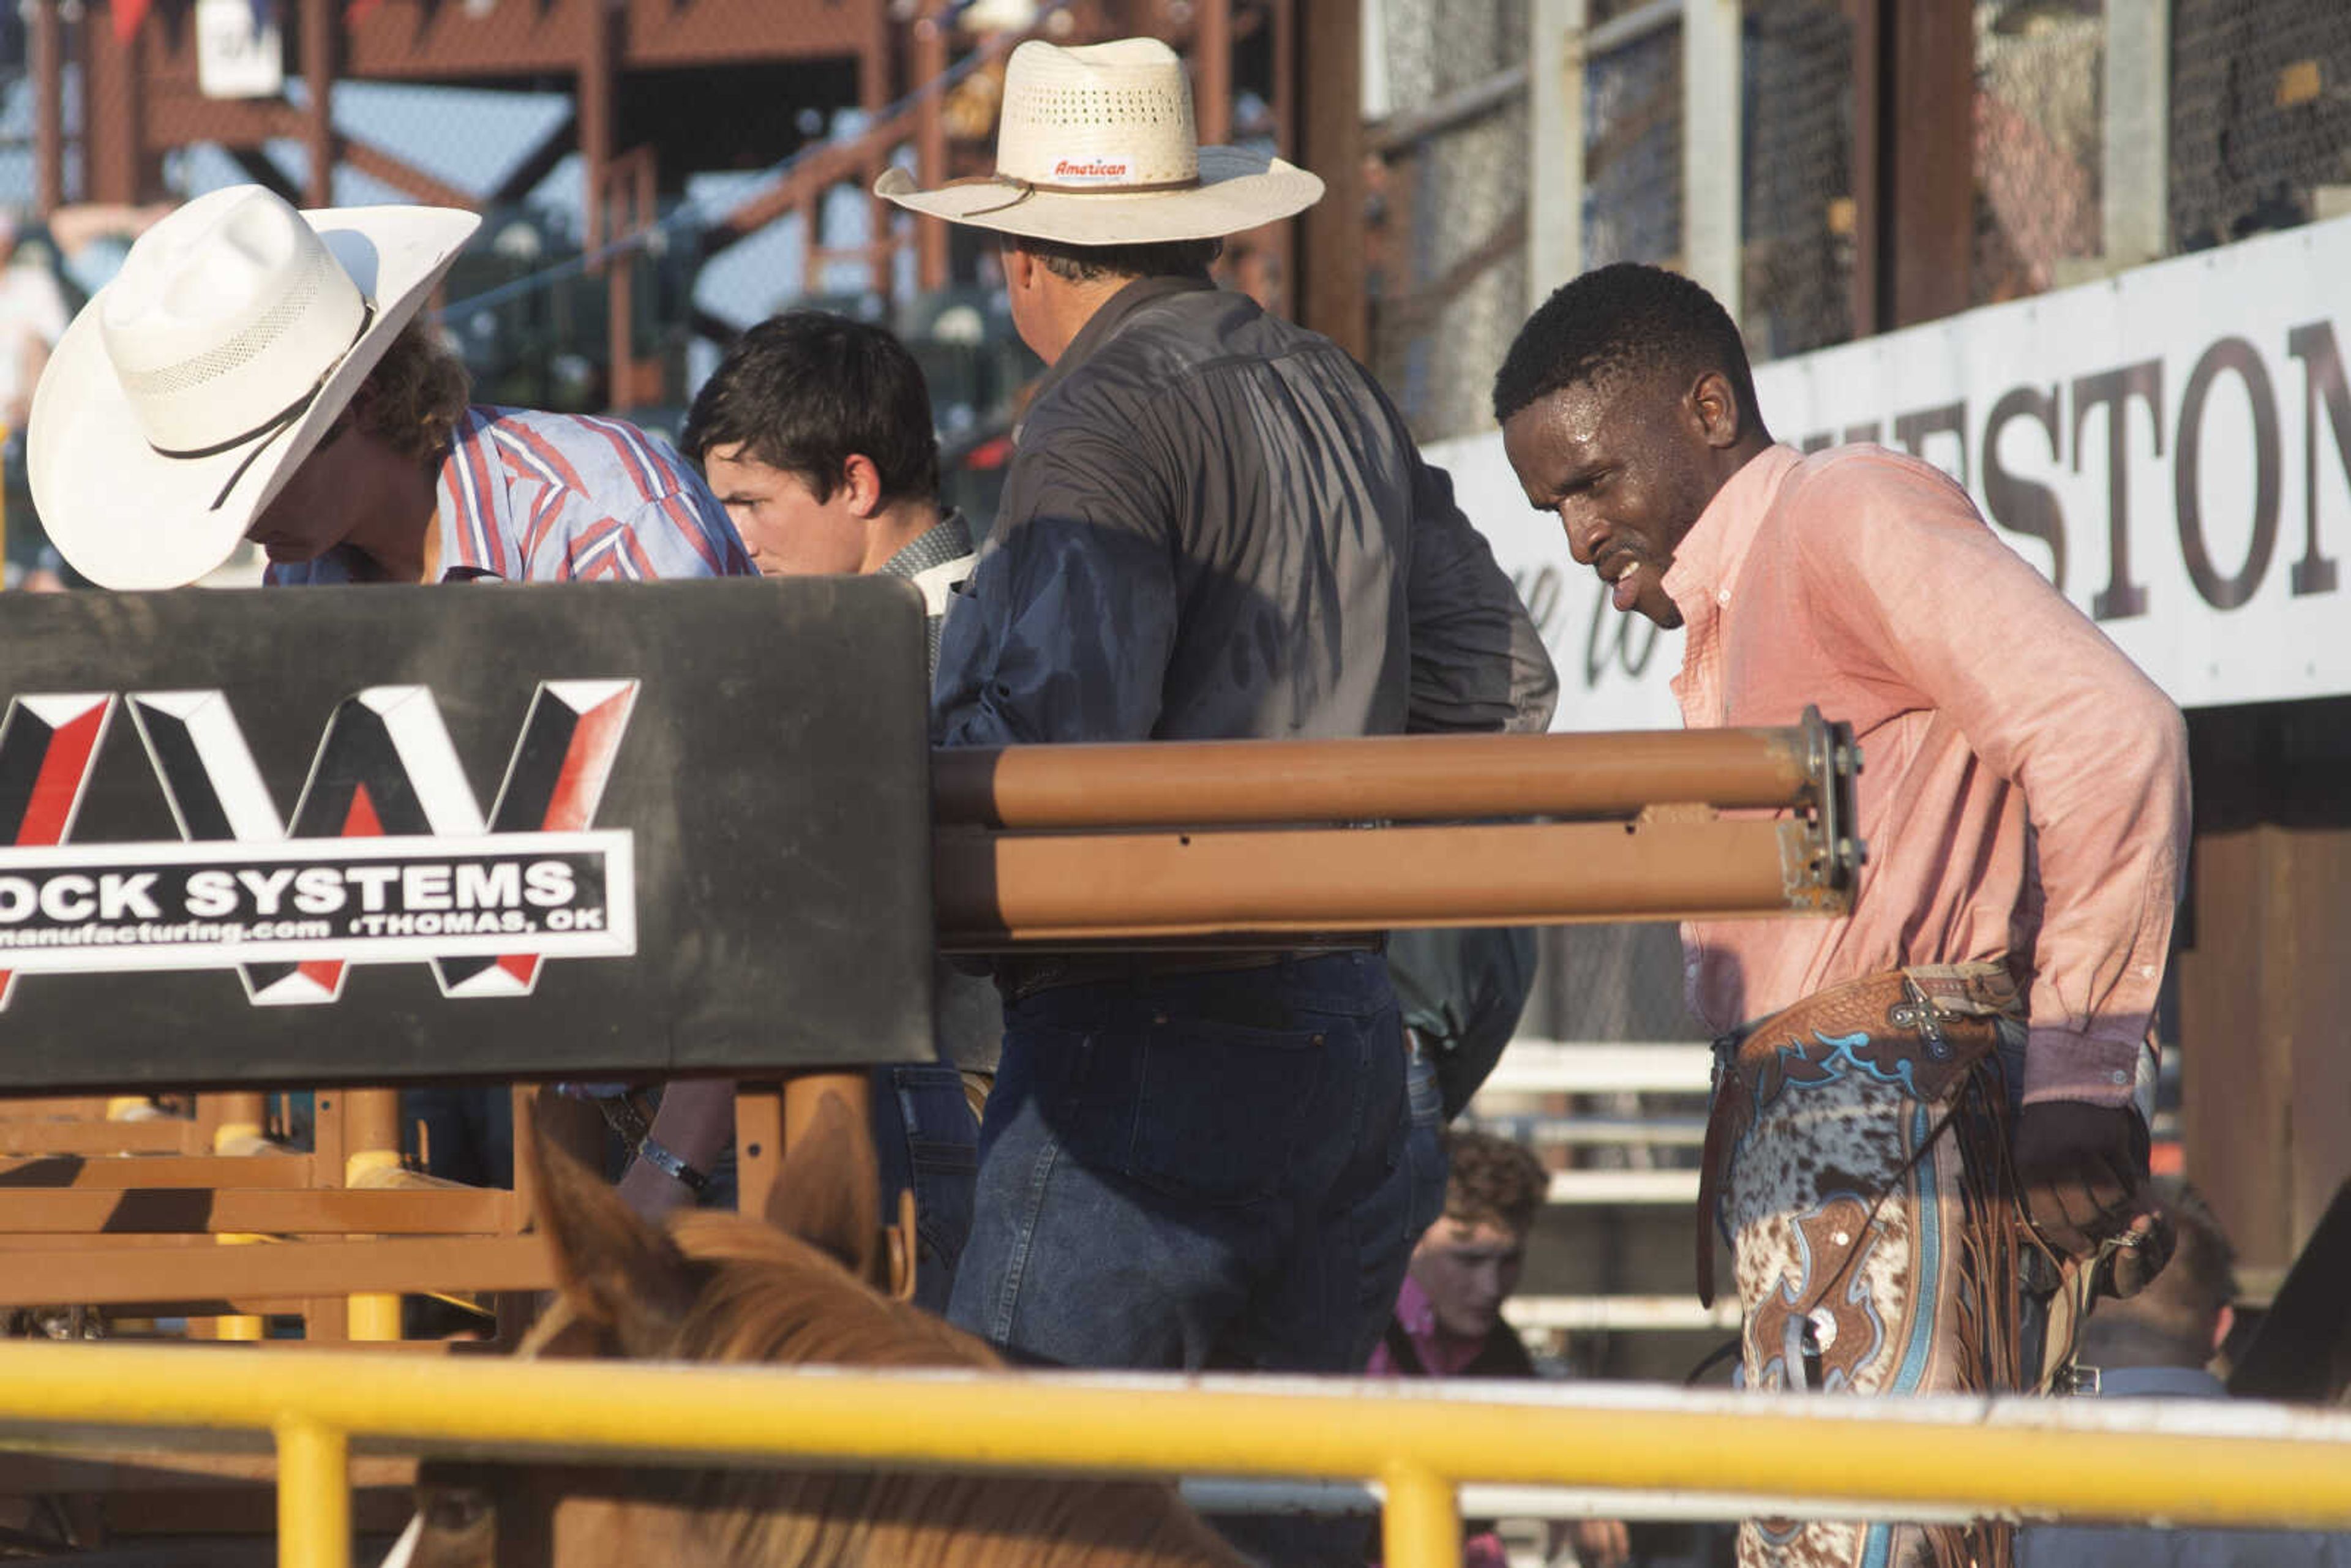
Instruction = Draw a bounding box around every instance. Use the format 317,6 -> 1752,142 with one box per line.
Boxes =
509,1101 -> 1247,1568
661,1208 -> 1000,1372
634,1210 -> 1241,1568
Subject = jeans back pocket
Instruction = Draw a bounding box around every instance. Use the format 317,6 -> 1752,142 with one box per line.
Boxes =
1128,1018 -> 1331,1207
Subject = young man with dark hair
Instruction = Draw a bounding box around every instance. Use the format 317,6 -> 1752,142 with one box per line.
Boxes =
683,310 -> 972,657
1495,261 -> 2189,1568
876,35 -> 1555,1420
666,309 -> 989,1309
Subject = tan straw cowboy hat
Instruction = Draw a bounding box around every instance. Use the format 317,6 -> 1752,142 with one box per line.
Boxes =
29,184 -> 478,590
874,37 -> 1324,244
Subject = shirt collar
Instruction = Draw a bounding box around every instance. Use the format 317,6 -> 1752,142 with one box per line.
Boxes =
875,508 -> 975,583
1659,443 -> 1802,625
1394,1272 -> 1438,1339
1023,274 -> 1218,424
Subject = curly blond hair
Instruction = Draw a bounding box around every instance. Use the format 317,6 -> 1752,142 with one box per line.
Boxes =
354,320 -> 471,466
1443,1130 -> 1549,1236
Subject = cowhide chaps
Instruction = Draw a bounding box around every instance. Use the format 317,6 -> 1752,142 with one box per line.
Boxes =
1698,963 -> 2029,1568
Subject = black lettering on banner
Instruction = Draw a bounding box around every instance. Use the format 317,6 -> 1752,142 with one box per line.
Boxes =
1799,431 -> 1835,455
2071,360 -> 2164,620
2285,320 -> 2349,596
1841,421 -> 1883,446
1893,400 -> 1970,489
2174,337 -> 2281,610
0,851 -> 607,937
1582,579 -> 1659,687
1982,384 -> 2068,591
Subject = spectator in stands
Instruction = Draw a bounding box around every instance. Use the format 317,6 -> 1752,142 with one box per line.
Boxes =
0,209 -> 72,591
1370,1129 -> 1630,1568
1495,261 -> 2188,1568
676,309 -> 991,1311
2020,1177 -> 2351,1567
28,185 -> 751,1208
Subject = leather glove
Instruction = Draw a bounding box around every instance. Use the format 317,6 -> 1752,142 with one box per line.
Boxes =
2011,1098 -> 2173,1298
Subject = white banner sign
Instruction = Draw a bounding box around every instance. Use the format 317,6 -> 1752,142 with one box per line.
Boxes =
196,0 -> 285,100
1437,215 -> 2351,730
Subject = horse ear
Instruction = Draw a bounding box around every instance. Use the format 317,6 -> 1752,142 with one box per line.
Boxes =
525,1097 -> 700,1357
763,1084 -> 883,1285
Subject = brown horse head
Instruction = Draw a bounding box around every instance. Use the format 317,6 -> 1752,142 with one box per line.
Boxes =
408,1096 -> 1247,1568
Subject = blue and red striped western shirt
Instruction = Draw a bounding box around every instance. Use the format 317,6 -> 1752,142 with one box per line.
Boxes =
269,406 -> 752,584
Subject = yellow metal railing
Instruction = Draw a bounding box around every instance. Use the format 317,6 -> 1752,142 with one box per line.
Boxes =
4,1342 -> 2351,1568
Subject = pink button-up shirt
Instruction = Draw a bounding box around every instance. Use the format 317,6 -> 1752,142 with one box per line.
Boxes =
1659,445 -> 2189,1106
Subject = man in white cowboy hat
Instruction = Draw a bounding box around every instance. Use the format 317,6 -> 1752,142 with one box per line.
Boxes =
28,184 -> 752,1210
877,36 -> 1556,1413
31,184 -> 747,591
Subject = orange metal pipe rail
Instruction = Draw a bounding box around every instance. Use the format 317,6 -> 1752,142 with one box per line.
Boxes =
935,714 -> 1862,948
934,722 -> 1844,829
938,818 -> 1829,948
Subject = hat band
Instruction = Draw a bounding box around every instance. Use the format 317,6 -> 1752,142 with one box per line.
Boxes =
955,171 -> 1204,217
147,302 -> 376,512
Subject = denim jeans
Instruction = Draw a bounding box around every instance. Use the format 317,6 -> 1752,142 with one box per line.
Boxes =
1403,1030 -> 1450,1248
872,1063 -> 980,1315
947,951 -> 1420,1376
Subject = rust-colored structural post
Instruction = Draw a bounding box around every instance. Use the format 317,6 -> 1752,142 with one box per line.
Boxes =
915,6 -> 951,294
863,1 -> 894,299
1295,0 -> 1367,359
82,6 -> 149,204
1195,0 -> 1232,146
1850,0 -> 1973,331
1268,0 -> 1299,313
579,0 -> 632,405
301,0 -> 336,209
31,1 -> 61,218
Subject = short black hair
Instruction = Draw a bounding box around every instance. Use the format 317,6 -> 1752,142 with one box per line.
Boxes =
1007,233 -> 1223,285
2079,1177 -> 2240,1369
1491,261 -> 1761,430
681,310 -> 940,505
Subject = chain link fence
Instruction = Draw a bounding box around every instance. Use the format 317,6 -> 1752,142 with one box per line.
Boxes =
1366,0 -> 1529,443
1581,10 -> 1681,272
1741,0 -> 1854,359
2171,0 -> 2351,249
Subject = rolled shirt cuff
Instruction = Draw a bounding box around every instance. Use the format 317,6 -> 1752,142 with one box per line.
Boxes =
2020,1027 -> 2148,1110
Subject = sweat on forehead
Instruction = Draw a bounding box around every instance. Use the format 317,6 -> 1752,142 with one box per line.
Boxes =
1492,260 -> 1754,427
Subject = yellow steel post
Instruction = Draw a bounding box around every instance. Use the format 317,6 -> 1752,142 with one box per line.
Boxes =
342,1089 -> 404,1341
1381,1462 -> 1461,1568
208,1093 -> 273,1341
274,1416 -> 350,1568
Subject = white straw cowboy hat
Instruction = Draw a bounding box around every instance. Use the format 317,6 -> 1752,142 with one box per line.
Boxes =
28,185 -> 479,590
874,37 -> 1324,244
